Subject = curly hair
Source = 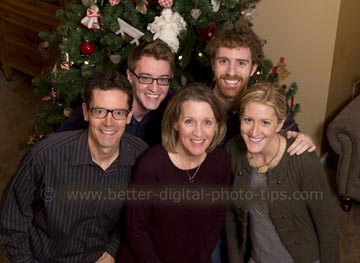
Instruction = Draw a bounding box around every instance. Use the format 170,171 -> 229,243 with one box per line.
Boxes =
205,23 -> 264,66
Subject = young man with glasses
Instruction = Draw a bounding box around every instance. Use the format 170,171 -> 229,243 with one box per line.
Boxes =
58,39 -> 174,147
0,71 -> 148,263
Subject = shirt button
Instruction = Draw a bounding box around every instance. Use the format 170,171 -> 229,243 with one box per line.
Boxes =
277,180 -> 282,184
237,171 -> 242,176
289,227 -> 294,232
295,240 -> 301,244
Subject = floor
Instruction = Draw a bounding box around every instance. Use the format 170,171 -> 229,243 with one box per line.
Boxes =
0,70 -> 359,262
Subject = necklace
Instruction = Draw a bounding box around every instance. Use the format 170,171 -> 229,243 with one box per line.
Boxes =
248,134 -> 281,174
185,163 -> 202,183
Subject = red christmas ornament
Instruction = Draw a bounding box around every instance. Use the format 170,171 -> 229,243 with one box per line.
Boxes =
81,40 -> 95,55
197,23 -> 217,42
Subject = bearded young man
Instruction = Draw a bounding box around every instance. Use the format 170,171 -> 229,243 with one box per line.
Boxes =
205,23 -> 315,154
205,23 -> 316,263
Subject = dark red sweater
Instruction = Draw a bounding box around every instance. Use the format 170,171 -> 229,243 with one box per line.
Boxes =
117,145 -> 231,263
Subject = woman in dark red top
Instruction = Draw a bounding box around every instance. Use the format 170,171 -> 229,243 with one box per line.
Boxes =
118,83 -> 231,263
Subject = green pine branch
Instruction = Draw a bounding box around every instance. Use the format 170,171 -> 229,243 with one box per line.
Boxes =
32,0 -> 295,140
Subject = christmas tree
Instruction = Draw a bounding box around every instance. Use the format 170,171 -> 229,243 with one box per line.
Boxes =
30,0 -> 298,143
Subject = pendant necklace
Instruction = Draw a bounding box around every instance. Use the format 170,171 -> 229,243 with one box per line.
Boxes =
185,163 -> 202,183
248,134 -> 281,174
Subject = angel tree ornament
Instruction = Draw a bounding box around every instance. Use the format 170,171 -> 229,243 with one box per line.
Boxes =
109,0 -> 121,7
147,8 -> 186,53
115,18 -> 144,45
80,5 -> 101,30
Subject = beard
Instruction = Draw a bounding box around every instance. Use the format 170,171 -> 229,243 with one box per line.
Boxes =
215,74 -> 249,99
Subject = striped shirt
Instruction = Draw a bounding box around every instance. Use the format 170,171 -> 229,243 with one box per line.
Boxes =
0,130 -> 148,263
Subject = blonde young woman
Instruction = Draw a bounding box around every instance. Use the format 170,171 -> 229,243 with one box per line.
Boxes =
118,83 -> 231,263
225,83 -> 339,263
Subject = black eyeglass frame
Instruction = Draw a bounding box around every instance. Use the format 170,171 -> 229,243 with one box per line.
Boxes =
89,107 -> 130,120
129,69 -> 172,86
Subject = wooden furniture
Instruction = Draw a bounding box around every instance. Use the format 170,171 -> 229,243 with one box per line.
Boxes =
0,0 -> 68,80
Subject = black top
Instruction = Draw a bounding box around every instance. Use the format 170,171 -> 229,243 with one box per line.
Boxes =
0,130 -> 148,263
117,145 -> 232,263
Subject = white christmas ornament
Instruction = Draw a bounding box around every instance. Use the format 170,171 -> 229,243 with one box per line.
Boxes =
211,0 -> 220,12
80,5 -> 101,30
244,7 -> 257,21
190,9 -> 201,19
115,18 -> 144,46
147,8 -> 187,53
110,54 -> 121,64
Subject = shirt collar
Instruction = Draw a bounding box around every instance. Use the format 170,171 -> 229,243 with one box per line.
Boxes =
69,130 -> 139,168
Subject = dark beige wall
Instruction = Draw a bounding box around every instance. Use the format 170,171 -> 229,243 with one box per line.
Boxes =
325,0 -> 360,127
252,0 -> 342,153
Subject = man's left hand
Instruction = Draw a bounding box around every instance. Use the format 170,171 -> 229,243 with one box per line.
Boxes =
286,131 -> 316,156
95,251 -> 115,263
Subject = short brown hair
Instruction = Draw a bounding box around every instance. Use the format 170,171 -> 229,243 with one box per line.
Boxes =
162,83 -> 227,153
127,39 -> 175,75
205,22 -> 264,66
237,82 -> 287,123
84,70 -> 133,111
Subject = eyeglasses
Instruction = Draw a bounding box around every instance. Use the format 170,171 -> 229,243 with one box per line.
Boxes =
130,70 -> 171,86
89,107 -> 130,120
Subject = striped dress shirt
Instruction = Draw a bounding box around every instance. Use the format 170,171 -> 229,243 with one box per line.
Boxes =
0,130 -> 148,263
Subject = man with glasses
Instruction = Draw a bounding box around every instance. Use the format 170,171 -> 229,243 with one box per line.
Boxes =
0,71 -> 148,263
58,39 -> 174,147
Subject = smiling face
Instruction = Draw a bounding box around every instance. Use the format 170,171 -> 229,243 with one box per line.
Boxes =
240,102 -> 284,155
82,89 -> 132,156
213,46 -> 257,101
127,56 -> 171,119
174,100 -> 217,158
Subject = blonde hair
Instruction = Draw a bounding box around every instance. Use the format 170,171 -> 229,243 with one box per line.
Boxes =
237,82 -> 287,122
162,83 -> 227,153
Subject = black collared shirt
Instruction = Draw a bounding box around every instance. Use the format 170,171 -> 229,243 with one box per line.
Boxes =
126,93 -> 172,147
0,130 -> 148,263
